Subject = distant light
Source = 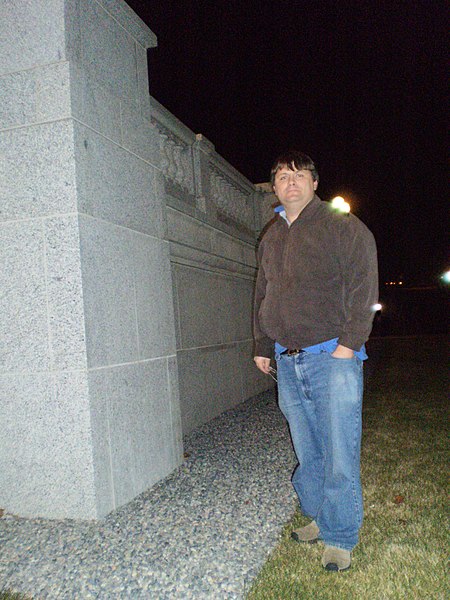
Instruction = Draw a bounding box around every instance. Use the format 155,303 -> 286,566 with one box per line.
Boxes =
441,270 -> 450,284
332,196 -> 345,206
331,196 -> 351,213
372,303 -> 382,312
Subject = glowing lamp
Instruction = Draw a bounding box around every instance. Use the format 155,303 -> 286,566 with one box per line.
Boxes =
331,196 -> 350,213
440,270 -> 450,284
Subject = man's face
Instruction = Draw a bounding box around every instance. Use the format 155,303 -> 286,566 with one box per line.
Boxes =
273,164 -> 318,209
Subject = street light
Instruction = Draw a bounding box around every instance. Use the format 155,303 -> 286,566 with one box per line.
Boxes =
440,270 -> 450,285
331,196 -> 351,213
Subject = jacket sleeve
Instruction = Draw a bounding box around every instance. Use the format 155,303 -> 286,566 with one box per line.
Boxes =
253,244 -> 274,358
338,217 -> 379,351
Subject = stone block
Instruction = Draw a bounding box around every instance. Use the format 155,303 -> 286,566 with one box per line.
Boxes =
44,215 -> 87,370
0,221 -> 49,372
172,260 -> 253,349
242,242 -> 258,268
137,46 -> 152,121
88,358 -> 182,513
75,0 -> 139,105
133,236 -> 177,360
212,230 -> 244,264
120,104 -> 161,166
74,123 -> 164,238
95,0 -> 157,49
0,70 -> 35,129
217,276 -> 254,344
167,355 -> 183,460
166,208 -> 213,254
184,339 -> 270,415
177,347 -> 217,433
177,344 -> 243,434
213,344 -> 245,413
0,0 -> 66,75
86,367 -> 112,517
78,216 -> 139,368
0,370 -> 96,519
0,120 -> 77,222
173,265 -> 223,349
35,62 -> 72,123
67,0 -> 158,117
236,277 -> 255,339
212,230 -> 258,270
70,62 -> 122,145
171,266 -> 182,350
79,216 -> 176,368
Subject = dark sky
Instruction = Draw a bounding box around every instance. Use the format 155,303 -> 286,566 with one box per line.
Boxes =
126,0 -> 448,285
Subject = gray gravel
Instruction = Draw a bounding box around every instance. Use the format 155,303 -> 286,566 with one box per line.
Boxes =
0,390 -> 298,599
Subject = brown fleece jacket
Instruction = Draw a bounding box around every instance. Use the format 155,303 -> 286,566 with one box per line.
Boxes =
254,194 -> 379,358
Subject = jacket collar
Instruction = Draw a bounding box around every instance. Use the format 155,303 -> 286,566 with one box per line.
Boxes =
274,194 -> 322,225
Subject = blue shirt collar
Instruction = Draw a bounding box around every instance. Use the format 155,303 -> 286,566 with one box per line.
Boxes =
274,205 -> 290,225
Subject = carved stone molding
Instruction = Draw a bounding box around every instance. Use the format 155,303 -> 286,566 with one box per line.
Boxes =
151,119 -> 195,194
209,165 -> 254,231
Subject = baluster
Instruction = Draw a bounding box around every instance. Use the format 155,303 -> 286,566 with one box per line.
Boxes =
159,132 -> 170,171
166,139 -> 177,181
171,143 -> 182,186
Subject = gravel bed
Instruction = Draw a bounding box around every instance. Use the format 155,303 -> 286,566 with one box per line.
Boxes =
0,390 -> 298,599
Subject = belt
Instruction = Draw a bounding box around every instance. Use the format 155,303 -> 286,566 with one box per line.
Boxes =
280,348 -> 303,356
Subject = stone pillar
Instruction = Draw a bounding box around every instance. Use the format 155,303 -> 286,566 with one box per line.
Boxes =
0,0 -> 183,519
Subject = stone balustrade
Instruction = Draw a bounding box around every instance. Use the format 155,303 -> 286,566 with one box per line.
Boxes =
149,97 -> 265,239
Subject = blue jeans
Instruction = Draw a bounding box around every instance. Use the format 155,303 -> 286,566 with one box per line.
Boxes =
276,351 -> 364,551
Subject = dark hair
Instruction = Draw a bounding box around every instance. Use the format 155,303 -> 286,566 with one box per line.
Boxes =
270,151 -> 319,185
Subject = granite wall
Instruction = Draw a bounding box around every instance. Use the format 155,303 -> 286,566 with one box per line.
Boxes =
0,0 -> 273,520
149,100 -> 273,433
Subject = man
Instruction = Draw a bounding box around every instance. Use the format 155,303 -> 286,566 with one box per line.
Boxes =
254,151 -> 378,571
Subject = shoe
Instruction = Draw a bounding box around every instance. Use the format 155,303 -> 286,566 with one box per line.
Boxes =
322,545 -> 351,571
291,520 -> 320,544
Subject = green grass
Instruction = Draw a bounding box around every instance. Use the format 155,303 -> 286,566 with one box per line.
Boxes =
0,592 -> 32,600
246,336 -> 449,600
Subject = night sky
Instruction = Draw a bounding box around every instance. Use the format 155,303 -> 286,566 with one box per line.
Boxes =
126,0 -> 447,286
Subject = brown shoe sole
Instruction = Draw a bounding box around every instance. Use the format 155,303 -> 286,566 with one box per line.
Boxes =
323,562 -> 351,572
290,531 -> 319,544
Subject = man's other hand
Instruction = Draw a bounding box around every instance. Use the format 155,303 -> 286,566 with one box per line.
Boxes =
254,356 -> 271,374
331,344 -> 355,358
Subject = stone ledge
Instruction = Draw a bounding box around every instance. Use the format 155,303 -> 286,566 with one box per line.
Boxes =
169,241 -> 256,280
96,0 -> 157,48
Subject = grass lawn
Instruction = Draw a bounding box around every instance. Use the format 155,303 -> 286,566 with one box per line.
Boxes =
246,336 -> 449,600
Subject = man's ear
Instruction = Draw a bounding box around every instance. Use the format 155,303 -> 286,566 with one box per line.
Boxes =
313,180 -> 318,190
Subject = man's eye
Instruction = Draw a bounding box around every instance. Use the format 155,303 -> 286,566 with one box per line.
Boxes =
296,173 -> 304,178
